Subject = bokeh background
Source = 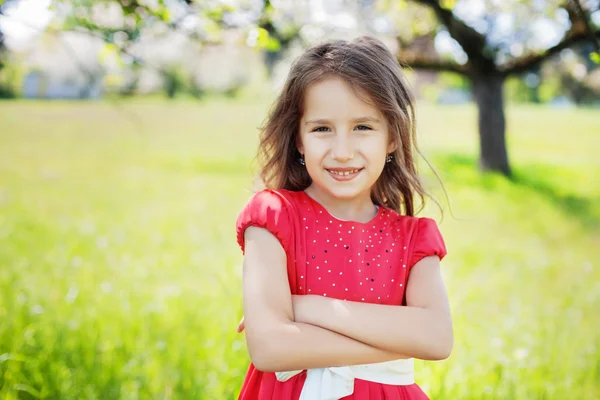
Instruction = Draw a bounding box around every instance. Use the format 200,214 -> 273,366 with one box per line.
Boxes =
0,0 -> 599,399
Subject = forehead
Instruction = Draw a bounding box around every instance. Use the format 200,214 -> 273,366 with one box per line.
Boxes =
302,76 -> 381,119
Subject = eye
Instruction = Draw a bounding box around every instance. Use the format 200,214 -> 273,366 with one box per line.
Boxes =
355,125 -> 372,131
312,126 -> 331,132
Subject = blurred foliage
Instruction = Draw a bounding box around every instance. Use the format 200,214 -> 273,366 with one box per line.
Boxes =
161,66 -> 186,99
0,81 -> 15,98
55,0 -> 170,41
384,0 -> 599,94
51,0 -> 283,50
38,0 -> 599,105
0,57 -> 22,98
50,0 -> 244,60
255,27 -> 280,52
45,0 -> 297,94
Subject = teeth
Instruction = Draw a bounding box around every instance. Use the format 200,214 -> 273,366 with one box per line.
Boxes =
329,169 -> 360,176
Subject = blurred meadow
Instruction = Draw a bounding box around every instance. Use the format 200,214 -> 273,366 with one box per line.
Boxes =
0,97 -> 599,399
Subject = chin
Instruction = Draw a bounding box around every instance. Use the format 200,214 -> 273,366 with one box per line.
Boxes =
309,170 -> 375,201
319,182 -> 371,201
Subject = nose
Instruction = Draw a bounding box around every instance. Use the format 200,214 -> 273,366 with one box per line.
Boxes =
331,133 -> 354,162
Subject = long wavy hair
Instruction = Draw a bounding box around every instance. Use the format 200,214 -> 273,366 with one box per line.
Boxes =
256,36 -> 440,217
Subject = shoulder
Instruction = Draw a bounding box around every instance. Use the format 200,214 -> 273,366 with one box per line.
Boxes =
408,216 -> 447,269
237,189 -> 303,217
245,189 -> 290,211
380,207 -> 420,232
235,189 -> 301,254
381,208 -> 447,269
381,207 -> 438,234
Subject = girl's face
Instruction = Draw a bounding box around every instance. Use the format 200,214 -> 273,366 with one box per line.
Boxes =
298,76 -> 395,205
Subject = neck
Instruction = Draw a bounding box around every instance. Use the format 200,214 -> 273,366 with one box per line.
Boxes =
304,185 -> 378,223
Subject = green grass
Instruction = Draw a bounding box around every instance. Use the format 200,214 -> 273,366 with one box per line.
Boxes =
0,98 -> 598,399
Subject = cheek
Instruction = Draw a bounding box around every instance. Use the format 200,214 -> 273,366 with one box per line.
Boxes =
362,137 -> 388,158
303,139 -> 328,159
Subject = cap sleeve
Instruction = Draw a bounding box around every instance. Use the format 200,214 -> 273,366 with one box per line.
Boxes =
408,217 -> 447,270
236,190 -> 294,255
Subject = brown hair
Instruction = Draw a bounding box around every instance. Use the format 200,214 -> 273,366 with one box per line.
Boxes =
256,35 -> 440,217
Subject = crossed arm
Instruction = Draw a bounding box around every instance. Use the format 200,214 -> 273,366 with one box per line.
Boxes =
240,226 -> 453,373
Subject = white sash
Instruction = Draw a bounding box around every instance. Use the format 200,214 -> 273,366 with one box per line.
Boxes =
275,358 -> 414,400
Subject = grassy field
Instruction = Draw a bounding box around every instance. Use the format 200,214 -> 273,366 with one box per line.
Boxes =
0,98 -> 598,399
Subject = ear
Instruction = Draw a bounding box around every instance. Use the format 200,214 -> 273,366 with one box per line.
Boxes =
296,134 -> 304,155
387,139 -> 397,154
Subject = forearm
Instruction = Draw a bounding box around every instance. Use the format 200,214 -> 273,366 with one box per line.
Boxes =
248,320 -> 409,372
297,296 -> 453,360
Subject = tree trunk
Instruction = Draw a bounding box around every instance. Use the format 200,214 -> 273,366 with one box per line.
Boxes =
0,31 -> 5,74
263,50 -> 282,79
472,73 -> 511,176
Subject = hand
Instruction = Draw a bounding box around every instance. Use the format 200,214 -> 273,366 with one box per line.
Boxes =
237,316 -> 245,333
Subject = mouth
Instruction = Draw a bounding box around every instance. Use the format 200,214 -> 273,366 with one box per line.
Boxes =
326,167 -> 364,180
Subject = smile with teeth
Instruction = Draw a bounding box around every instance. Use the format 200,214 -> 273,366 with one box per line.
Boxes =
327,168 -> 362,176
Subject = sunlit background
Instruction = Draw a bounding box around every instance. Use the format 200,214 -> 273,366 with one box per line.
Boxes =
0,0 -> 599,399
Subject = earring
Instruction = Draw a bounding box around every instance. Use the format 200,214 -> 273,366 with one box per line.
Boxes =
299,154 -> 305,166
386,154 -> 393,163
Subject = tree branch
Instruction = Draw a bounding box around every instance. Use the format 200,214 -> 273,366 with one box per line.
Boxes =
410,0 -> 491,68
501,28 -> 600,76
397,51 -> 469,75
569,0 -> 600,51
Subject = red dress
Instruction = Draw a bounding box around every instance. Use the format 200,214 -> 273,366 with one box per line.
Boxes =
236,189 -> 447,400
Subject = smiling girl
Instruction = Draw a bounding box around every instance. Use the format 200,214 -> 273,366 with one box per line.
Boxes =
235,36 -> 453,400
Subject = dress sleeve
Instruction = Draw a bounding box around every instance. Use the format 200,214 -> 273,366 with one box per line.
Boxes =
408,217 -> 447,270
236,190 -> 294,255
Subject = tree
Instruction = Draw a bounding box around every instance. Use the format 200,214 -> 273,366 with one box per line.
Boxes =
0,17 -> 5,75
0,0 -> 21,98
0,0 -> 15,74
52,0 -> 285,95
395,0 -> 600,175
257,0 -> 302,77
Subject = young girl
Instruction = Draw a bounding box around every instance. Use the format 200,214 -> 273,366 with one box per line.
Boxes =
235,36 -> 453,400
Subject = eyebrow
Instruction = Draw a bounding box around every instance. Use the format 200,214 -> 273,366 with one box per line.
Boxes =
304,117 -> 381,125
